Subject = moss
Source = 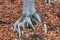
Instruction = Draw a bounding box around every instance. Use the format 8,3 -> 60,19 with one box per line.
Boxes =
32,20 -> 37,25
27,19 -> 37,31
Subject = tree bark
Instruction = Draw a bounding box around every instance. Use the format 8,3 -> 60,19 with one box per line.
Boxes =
23,0 -> 36,16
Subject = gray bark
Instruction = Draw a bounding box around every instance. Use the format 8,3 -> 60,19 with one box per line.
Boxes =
23,0 -> 36,16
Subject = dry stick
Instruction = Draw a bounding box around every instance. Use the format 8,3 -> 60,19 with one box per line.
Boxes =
0,20 -> 6,24
39,13 -> 57,33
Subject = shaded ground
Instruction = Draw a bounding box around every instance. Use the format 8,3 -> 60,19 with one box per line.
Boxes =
0,0 -> 60,40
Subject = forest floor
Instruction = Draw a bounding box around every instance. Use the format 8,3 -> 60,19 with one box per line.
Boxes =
0,0 -> 60,40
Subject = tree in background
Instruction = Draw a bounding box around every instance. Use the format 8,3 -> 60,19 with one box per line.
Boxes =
45,0 -> 51,4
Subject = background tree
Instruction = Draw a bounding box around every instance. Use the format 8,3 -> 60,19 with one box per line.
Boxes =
45,0 -> 51,4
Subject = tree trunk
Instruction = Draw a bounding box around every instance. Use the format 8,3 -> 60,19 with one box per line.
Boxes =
23,0 -> 36,16
14,0 -> 47,38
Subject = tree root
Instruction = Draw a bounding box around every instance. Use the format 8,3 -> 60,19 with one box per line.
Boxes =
13,12 -> 48,38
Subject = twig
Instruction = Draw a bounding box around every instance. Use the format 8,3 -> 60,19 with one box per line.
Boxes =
0,20 -> 6,24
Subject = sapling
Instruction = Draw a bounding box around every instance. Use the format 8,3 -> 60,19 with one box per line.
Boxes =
14,0 -> 47,38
